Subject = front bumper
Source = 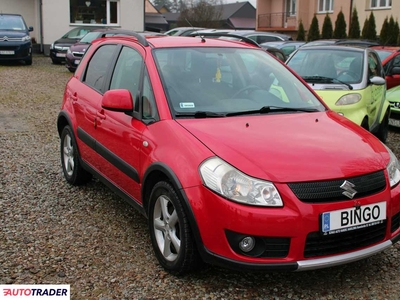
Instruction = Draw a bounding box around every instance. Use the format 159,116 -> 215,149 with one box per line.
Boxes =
389,104 -> 400,127
183,177 -> 400,271
0,41 -> 31,61
50,49 -> 68,62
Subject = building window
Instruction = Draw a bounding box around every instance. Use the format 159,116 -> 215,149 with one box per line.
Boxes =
286,0 -> 296,16
370,0 -> 392,8
70,0 -> 119,25
318,0 -> 334,13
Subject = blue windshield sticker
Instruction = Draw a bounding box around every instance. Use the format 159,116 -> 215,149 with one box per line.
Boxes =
179,102 -> 195,108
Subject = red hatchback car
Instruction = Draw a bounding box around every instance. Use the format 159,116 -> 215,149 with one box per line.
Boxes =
371,46 -> 400,89
57,30 -> 400,275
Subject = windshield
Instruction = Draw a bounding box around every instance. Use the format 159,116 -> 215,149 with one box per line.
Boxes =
79,32 -> 102,43
153,47 -> 325,116
374,49 -> 392,62
62,28 -> 91,39
0,15 -> 27,31
287,49 -> 364,84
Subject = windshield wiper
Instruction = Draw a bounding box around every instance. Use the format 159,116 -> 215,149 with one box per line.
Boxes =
225,106 -> 319,117
175,111 -> 226,118
302,76 -> 353,90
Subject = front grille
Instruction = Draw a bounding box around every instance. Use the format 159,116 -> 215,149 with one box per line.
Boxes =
288,171 -> 386,203
72,52 -> 84,58
0,37 -> 23,42
391,212 -> 400,233
304,221 -> 386,258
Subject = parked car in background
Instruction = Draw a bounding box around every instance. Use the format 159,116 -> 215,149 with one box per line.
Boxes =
286,45 -> 389,142
303,39 -> 380,48
259,44 -> 287,61
0,13 -> 33,65
164,27 -> 205,36
65,30 -> 165,72
228,30 -> 292,43
260,41 -> 305,57
371,46 -> 400,89
50,26 -> 103,64
386,85 -> 400,127
58,30 -> 400,275
65,28 -> 114,72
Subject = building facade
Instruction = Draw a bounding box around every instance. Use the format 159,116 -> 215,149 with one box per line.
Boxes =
0,0 -> 144,55
256,0 -> 398,38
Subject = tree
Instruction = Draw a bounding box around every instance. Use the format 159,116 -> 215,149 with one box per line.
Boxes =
333,10 -> 347,39
387,16 -> 398,45
380,16 -> 390,45
394,20 -> 400,46
177,0 -> 223,28
361,18 -> 369,39
321,14 -> 333,39
152,0 -> 173,12
366,11 -> 377,40
297,20 -> 306,41
307,15 -> 320,41
348,7 -> 360,39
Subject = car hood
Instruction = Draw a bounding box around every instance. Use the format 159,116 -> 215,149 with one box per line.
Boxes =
177,111 -> 388,183
386,86 -> 400,102
54,38 -> 79,47
70,42 -> 90,52
0,30 -> 28,37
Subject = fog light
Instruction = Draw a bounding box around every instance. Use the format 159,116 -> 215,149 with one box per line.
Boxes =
239,236 -> 255,252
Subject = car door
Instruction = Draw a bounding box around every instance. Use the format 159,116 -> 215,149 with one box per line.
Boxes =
386,54 -> 400,89
94,45 -> 158,203
71,44 -> 117,172
367,51 -> 386,130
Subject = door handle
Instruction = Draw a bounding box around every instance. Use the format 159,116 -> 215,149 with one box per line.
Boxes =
96,111 -> 106,120
71,92 -> 78,102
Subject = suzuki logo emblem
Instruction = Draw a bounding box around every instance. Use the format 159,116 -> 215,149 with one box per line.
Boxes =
340,180 -> 357,199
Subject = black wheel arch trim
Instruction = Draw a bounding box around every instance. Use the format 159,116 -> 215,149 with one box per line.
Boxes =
142,162 -> 207,259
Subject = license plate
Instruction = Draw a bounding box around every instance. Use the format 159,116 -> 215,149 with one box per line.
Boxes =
74,59 -> 81,65
0,50 -> 15,55
321,201 -> 386,235
389,118 -> 400,127
56,53 -> 66,57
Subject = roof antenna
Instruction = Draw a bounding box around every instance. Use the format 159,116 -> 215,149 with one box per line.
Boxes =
185,18 -> 194,29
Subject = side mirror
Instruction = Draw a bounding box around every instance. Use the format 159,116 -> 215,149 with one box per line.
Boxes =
102,89 -> 134,113
390,67 -> 400,76
369,76 -> 386,86
29,26 -> 33,32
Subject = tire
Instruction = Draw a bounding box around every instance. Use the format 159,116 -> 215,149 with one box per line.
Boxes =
376,110 -> 389,143
361,117 -> 369,130
60,125 -> 92,185
148,181 -> 202,275
68,67 -> 75,73
25,55 -> 32,66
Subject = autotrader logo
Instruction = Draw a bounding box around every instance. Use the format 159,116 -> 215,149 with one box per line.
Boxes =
340,180 -> 357,199
0,284 -> 70,299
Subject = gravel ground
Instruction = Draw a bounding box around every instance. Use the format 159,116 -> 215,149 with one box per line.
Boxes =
1,55 -> 400,299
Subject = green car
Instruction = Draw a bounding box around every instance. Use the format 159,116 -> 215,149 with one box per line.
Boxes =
287,45 -> 390,142
386,85 -> 400,127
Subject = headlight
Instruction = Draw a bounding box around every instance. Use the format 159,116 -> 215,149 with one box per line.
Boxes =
385,145 -> 400,188
50,43 -> 54,49
336,93 -> 361,105
199,157 -> 283,207
67,48 -> 72,54
21,35 -> 31,41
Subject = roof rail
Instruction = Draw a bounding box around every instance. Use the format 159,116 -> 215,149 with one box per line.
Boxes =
189,32 -> 260,48
100,30 -> 149,47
